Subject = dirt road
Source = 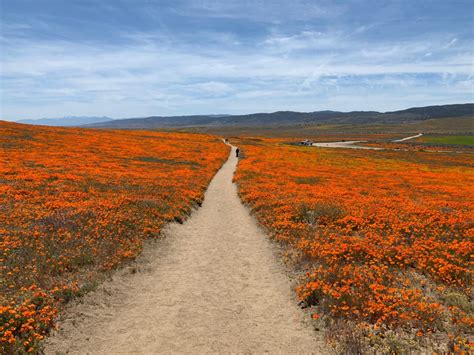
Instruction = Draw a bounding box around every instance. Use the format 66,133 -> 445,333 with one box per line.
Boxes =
312,140 -> 384,150
392,133 -> 423,142
45,144 -> 325,354
311,134 -> 424,150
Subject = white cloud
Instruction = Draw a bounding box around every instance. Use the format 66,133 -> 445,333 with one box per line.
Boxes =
1,26 -> 473,120
186,81 -> 233,96
263,31 -> 344,53
180,0 -> 345,22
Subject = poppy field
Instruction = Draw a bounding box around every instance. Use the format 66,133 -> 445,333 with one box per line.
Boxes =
0,121 -> 228,353
233,138 -> 473,353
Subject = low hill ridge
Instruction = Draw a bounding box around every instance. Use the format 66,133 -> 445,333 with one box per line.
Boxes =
85,103 -> 473,129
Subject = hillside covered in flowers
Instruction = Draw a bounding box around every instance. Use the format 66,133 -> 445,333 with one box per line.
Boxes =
233,137 -> 473,353
0,121 -> 228,352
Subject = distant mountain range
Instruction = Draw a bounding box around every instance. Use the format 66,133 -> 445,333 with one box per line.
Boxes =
13,104 -> 473,128
86,104 -> 473,129
17,116 -> 114,126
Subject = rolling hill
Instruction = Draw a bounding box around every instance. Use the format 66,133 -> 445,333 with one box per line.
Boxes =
85,104 -> 473,129
17,116 -> 114,126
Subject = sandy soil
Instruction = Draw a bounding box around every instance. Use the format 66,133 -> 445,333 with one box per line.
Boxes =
392,133 -> 423,142
45,144 -> 326,354
312,134 -> 423,150
312,140 -> 383,150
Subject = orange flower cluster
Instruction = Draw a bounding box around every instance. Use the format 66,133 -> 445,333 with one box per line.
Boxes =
234,138 -> 473,349
0,121 -> 228,353
362,141 -> 473,153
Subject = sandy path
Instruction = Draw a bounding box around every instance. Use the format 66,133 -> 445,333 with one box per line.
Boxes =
392,133 -> 423,142
45,144 -> 326,354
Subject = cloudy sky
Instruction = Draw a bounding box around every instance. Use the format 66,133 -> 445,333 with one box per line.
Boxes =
1,0 -> 473,120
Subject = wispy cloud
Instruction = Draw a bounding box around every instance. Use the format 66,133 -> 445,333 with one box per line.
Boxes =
1,0 -> 473,120
179,0 -> 345,22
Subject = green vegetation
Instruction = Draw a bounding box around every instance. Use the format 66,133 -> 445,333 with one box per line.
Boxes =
419,135 -> 474,146
180,117 -> 474,137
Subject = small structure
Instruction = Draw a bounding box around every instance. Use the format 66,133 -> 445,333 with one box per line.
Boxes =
299,139 -> 314,146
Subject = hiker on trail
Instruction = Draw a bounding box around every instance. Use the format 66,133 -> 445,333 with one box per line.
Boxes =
236,148 -> 240,158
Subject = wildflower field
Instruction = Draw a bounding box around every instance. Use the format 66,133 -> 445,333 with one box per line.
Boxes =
362,140 -> 474,153
233,137 -> 473,352
0,121 -> 228,352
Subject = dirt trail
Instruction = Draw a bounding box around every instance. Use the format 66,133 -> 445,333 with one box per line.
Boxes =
311,134 -> 424,150
45,144 -> 326,354
312,140 -> 383,150
392,133 -> 423,142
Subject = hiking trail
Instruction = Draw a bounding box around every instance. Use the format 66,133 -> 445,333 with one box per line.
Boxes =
45,144 -> 326,354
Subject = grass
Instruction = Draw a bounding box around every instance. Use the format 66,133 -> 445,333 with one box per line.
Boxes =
177,116 -> 474,137
418,135 -> 474,146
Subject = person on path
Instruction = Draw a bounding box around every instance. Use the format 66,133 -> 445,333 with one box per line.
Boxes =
236,148 -> 240,158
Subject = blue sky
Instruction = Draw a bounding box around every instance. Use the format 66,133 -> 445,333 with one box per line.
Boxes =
1,0 -> 473,120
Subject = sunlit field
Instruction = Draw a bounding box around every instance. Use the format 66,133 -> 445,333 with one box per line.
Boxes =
0,122 -> 228,353
233,137 -> 473,353
417,135 -> 474,146
360,135 -> 474,153
1,121 -> 472,353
